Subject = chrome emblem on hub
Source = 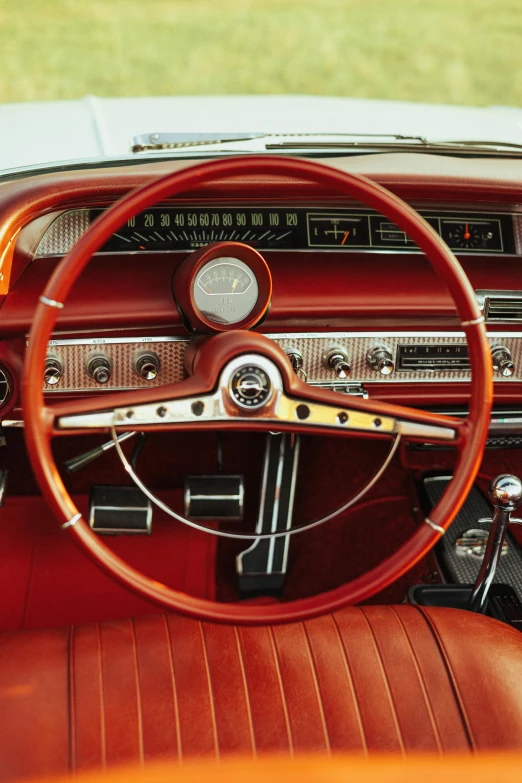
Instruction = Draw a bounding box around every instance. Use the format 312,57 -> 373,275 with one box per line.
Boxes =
229,365 -> 272,409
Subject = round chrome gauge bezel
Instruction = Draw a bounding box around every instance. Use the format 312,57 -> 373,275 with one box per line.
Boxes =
193,256 -> 259,326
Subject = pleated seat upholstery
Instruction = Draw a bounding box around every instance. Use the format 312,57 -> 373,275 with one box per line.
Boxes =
2,605 -> 522,780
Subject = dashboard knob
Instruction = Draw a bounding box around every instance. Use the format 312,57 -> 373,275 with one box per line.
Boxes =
367,346 -> 395,376
491,346 -> 515,377
86,354 -> 112,385
324,348 -> 351,380
44,357 -> 64,386
286,349 -> 303,374
135,352 -> 160,381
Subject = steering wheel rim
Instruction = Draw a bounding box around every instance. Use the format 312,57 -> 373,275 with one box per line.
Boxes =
22,156 -> 492,624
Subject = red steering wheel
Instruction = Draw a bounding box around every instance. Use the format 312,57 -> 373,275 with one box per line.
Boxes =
23,156 -> 492,624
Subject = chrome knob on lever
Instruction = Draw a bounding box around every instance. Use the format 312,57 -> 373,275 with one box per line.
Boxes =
86,354 -> 112,385
468,474 -> 522,614
367,345 -> 395,376
44,357 -> 64,386
286,349 -> 303,374
491,345 -> 515,377
324,347 -> 351,380
135,351 -> 160,381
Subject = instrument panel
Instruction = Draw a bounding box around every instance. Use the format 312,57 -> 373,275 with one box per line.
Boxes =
35,205 -> 519,256
41,332 -> 522,393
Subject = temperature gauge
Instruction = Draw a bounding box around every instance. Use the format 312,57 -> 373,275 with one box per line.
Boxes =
307,213 -> 370,247
440,218 -> 503,252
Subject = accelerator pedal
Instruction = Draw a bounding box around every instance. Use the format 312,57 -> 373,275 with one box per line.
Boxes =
237,433 -> 300,598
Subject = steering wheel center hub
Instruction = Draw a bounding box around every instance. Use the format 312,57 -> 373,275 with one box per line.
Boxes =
229,364 -> 272,409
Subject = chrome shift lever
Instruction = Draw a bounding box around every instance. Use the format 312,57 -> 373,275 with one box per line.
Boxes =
468,474 -> 522,614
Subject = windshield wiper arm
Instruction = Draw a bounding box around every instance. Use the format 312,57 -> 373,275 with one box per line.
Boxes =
130,132 -> 431,153
439,139 -> 522,152
130,133 -> 522,157
130,132 -> 267,152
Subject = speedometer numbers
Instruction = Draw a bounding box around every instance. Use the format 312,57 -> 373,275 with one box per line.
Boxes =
98,207 -> 298,252
173,241 -> 272,333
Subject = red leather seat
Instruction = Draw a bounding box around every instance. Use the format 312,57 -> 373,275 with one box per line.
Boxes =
2,605 -> 522,780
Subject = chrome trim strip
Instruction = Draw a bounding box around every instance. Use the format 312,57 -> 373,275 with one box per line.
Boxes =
236,435 -> 273,570
425,517 -> 445,535
61,512 -> 82,530
35,248 -> 522,258
280,435 -> 301,574
39,295 -> 64,309
461,315 -> 485,326
46,336 -> 187,347
266,434 -> 288,573
269,331 -> 522,338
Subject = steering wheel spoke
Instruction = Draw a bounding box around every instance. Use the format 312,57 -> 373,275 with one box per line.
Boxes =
48,348 -> 461,445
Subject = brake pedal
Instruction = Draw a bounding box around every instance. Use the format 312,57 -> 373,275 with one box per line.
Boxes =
184,474 -> 244,520
89,485 -> 152,535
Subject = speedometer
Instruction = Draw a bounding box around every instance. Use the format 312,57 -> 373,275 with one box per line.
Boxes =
194,257 -> 259,325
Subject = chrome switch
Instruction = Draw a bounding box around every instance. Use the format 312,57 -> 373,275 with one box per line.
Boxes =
86,354 -> 112,384
324,347 -> 351,379
135,352 -> 160,381
285,348 -> 303,374
491,345 -> 515,377
367,345 -> 395,376
44,357 -> 64,386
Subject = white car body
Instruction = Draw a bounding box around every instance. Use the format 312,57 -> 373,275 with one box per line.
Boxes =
1,95 -> 521,172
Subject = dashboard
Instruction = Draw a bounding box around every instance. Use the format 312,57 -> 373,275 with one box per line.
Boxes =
2,154 -> 522,430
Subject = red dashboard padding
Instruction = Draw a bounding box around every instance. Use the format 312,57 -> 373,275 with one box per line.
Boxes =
2,605 -> 522,781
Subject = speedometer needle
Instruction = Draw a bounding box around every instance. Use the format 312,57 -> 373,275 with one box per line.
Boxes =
341,231 -> 350,245
464,223 -> 471,240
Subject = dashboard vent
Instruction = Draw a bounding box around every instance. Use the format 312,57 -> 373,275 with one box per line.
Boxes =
476,291 -> 522,323
0,364 -> 12,409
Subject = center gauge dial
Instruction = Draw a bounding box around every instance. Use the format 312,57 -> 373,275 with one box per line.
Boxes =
173,241 -> 272,333
194,257 -> 259,325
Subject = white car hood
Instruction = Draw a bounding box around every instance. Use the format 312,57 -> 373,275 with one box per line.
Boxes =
1,95 -> 521,172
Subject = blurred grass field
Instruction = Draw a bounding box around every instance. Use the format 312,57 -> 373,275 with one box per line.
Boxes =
0,0 -> 520,106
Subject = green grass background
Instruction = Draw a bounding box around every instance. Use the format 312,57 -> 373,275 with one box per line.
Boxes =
0,0 -> 520,106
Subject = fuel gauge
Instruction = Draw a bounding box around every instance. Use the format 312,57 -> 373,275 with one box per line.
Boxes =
307,213 -> 370,247
440,217 -> 503,252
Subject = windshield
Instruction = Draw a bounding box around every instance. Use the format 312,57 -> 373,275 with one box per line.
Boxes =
0,0 -> 520,172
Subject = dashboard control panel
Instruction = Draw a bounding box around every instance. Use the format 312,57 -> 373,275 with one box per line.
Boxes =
35,206 -> 520,256
40,332 -> 522,393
